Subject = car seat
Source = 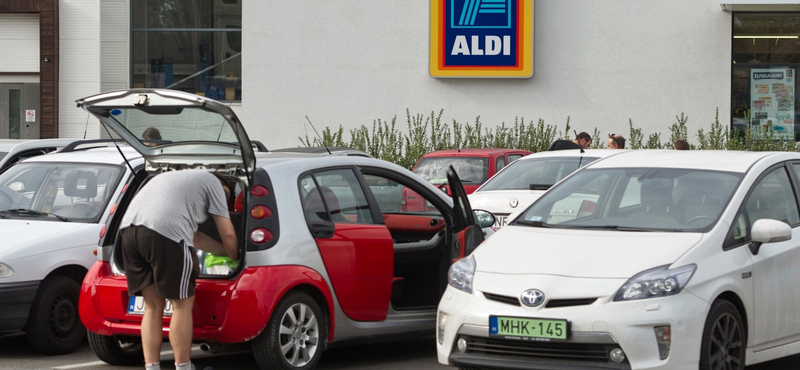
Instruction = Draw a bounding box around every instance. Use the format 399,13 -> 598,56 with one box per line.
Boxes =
681,179 -> 726,226
630,179 -> 676,224
64,170 -> 98,199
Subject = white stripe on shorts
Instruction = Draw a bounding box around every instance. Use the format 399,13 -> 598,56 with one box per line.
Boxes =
180,244 -> 191,299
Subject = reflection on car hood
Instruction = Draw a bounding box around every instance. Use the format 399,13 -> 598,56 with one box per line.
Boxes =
0,220 -> 99,259
468,190 -> 545,215
473,226 -> 702,278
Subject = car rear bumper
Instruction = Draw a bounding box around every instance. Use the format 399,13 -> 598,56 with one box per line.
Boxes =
79,261 -> 334,343
0,281 -> 40,333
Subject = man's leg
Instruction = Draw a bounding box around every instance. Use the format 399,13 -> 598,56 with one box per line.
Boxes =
141,284 -> 167,365
169,295 -> 195,365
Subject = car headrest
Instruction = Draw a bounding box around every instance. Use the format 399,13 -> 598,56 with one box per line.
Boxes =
64,170 -> 98,198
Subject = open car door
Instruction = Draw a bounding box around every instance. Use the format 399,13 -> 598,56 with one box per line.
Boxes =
447,165 -> 485,262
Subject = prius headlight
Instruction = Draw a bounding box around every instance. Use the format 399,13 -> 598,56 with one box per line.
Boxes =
614,264 -> 696,301
0,263 -> 15,278
448,255 -> 476,294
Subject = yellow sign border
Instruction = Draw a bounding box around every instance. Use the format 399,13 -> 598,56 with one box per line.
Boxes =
429,0 -> 533,78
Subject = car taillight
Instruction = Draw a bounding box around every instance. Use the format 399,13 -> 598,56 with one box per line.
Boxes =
99,225 -> 107,238
250,228 -> 273,243
252,185 -> 269,197
251,205 -> 272,219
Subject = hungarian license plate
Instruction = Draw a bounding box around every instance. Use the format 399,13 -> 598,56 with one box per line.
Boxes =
489,316 -> 569,341
494,214 -> 509,228
127,296 -> 173,316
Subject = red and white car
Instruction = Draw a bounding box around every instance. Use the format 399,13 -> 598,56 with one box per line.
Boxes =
77,89 -> 493,369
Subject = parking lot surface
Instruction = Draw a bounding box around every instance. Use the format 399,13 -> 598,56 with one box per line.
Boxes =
1,333 -> 798,370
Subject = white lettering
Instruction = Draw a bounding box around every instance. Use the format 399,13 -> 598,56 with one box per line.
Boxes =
485,36 -> 501,55
451,36 -> 470,55
471,35 -> 484,55
450,35 -> 513,57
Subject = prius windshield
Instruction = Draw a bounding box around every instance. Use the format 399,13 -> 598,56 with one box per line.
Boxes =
513,168 -> 742,232
101,106 -> 239,147
480,156 -> 599,191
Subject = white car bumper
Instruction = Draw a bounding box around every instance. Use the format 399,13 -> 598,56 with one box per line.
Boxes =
437,285 -> 710,370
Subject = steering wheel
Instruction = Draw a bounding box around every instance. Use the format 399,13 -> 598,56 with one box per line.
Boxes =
0,185 -> 28,209
686,215 -> 716,226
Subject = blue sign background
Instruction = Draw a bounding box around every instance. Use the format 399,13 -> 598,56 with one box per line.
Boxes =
445,0 -> 518,67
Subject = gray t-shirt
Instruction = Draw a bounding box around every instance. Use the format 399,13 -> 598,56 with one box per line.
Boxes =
120,170 -> 230,246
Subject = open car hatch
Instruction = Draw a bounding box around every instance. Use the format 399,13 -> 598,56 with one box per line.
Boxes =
76,89 -> 255,173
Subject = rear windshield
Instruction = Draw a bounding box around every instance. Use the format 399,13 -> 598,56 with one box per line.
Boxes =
480,156 -> 599,191
515,168 -> 742,232
102,107 -> 239,147
413,156 -> 489,185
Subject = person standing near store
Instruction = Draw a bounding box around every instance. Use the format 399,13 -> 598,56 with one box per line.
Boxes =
549,131 -> 592,151
607,134 -> 626,149
120,170 -> 239,370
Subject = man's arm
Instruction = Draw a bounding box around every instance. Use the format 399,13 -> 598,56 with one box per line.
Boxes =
212,214 -> 239,261
193,215 -> 239,261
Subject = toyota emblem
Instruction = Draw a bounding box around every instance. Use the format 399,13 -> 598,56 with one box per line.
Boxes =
509,198 -> 519,208
520,289 -> 545,307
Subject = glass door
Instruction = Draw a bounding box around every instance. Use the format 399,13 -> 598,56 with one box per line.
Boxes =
0,83 -> 23,139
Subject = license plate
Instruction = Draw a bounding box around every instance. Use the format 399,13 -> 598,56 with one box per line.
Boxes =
127,296 -> 173,316
494,215 -> 509,228
490,316 -> 569,341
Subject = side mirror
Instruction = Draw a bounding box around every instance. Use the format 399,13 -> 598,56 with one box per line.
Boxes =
749,219 -> 792,255
473,209 -> 496,228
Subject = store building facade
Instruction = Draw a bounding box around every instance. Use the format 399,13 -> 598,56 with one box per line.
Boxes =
1,0 -> 799,148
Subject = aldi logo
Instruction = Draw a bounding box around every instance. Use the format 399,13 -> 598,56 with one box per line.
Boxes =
430,0 -> 533,78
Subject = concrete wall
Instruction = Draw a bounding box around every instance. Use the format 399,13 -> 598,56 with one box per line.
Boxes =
58,0 -> 101,138
241,0 -> 732,149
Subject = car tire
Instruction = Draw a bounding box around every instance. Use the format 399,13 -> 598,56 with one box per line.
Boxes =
25,276 -> 86,355
699,299 -> 746,370
253,291 -> 327,370
87,331 -> 144,366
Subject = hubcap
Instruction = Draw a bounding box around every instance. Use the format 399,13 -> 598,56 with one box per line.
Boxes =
278,302 -> 319,367
709,312 -> 743,370
50,293 -> 77,339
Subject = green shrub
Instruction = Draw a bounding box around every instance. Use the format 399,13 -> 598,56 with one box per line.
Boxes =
298,107 -> 799,169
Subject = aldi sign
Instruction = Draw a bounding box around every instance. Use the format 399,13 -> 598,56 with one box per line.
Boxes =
430,0 -> 533,78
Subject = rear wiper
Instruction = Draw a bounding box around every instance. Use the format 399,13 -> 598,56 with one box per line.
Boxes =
0,209 -> 71,222
512,220 -> 552,228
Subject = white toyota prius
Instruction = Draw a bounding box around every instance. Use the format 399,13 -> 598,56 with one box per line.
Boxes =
438,150 -> 800,370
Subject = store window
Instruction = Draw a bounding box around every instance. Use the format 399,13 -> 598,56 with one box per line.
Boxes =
131,0 -> 242,101
732,13 -> 800,140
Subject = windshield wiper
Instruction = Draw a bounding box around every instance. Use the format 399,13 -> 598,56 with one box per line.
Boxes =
512,220 -> 552,228
579,225 -> 654,232
529,184 -> 552,190
0,209 -> 70,222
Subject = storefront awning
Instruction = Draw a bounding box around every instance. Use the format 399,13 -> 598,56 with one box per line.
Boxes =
721,0 -> 800,11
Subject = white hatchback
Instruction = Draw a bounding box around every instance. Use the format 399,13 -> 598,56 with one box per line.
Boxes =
438,150 -> 800,370
468,149 -> 622,228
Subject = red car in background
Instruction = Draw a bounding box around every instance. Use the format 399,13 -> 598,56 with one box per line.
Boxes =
403,148 -> 532,211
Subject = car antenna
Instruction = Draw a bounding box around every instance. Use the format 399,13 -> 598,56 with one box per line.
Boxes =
305,116 -> 332,155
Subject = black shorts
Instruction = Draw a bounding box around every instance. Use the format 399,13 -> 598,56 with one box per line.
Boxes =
121,225 -> 199,300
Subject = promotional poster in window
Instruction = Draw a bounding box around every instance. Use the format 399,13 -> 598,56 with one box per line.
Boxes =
750,68 -> 795,140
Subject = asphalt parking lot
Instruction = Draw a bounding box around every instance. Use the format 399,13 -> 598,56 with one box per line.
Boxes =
2,332 -> 799,370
